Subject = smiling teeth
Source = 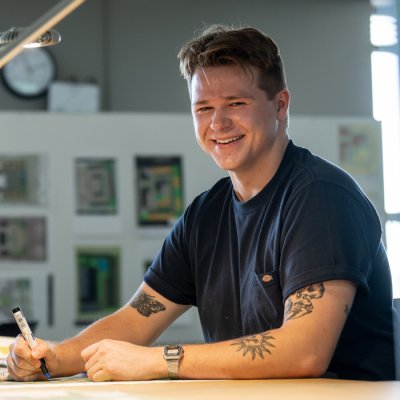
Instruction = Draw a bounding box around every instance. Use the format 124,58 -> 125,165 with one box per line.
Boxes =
216,136 -> 243,144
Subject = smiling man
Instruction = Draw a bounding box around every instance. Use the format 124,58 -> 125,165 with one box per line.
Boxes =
190,63 -> 289,201
8,25 -> 397,382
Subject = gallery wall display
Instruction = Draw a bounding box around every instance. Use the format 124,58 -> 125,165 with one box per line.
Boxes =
0,154 -> 47,206
0,216 -> 46,261
135,156 -> 184,226
75,157 -> 117,215
75,246 -> 120,324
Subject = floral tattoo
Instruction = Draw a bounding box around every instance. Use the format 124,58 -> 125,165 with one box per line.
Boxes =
285,282 -> 325,320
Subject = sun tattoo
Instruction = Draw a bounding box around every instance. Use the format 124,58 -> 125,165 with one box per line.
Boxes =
130,290 -> 166,317
285,283 -> 325,320
231,333 -> 275,360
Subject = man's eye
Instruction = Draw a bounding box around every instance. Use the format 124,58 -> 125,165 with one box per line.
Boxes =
230,102 -> 245,107
197,107 -> 212,112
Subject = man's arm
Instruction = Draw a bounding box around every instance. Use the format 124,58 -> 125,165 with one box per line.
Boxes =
177,280 -> 355,379
7,282 -> 189,380
80,279 -> 355,381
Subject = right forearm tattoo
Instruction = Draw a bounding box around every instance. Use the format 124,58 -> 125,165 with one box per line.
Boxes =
130,289 -> 166,317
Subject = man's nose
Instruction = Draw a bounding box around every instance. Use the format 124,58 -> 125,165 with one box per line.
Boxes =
210,109 -> 232,132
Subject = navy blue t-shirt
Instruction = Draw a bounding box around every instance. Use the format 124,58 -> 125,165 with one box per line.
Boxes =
144,140 -> 396,380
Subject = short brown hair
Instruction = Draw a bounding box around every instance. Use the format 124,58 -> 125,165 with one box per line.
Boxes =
178,24 -> 287,100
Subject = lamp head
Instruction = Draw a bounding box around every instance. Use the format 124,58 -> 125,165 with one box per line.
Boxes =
0,26 -> 61,48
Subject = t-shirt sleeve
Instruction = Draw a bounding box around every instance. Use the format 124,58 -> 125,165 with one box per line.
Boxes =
279,180 -> 382,300
144,211 -> 196,306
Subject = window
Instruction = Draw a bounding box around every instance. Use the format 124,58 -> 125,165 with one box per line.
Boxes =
370,1 -> 400,297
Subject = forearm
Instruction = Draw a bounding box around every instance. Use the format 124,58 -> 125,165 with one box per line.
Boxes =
77,281 -> 353,382
178,326 -> 330,380
177,282 -> 354,380
53,306 -> 152,377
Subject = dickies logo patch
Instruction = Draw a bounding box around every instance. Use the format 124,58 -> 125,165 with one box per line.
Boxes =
261,274 -> 273,283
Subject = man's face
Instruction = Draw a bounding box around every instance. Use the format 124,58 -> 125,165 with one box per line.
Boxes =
190,65 -> 287,177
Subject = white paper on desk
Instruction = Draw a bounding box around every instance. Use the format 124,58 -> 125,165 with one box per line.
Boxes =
0,390 -> 137,399
0,336 -> 14,359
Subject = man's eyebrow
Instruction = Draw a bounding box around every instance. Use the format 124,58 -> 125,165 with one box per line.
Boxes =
192,99 -> 209,106
192,95 -> 254,106
225,95 -> 254,101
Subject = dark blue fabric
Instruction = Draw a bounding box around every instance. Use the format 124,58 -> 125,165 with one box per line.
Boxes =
144,140 -> 396,380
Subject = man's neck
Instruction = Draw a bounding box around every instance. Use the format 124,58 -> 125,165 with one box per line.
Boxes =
230,134 -> 289,202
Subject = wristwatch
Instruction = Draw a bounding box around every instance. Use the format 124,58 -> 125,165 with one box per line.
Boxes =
163,344 -> 184,379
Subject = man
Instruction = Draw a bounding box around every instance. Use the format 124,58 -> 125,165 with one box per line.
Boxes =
8,25 -> 397,381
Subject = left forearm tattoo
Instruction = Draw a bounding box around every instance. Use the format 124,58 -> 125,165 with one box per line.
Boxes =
231,333 -> 275,360
130,289 -> 166,317
285,282 -> 325,320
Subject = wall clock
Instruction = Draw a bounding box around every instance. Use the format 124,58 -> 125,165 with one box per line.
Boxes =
1,47 -> 56,98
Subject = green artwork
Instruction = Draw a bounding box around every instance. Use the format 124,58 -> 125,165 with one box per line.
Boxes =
135,156 -> 183,226
76,247 -> 120,324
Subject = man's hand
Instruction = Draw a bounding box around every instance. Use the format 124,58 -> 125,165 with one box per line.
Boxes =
81,339 -> 166,381
7,335 -> 58,381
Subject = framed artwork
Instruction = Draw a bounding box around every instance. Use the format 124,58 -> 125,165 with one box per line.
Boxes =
0,154 -> 46,206
75,158 -> 117,215
339,123 -> 379,176
0,217 -> 46,261
0,271 -> 48,332
135,156 -> 184,226
0,278 -> 31,323
75,246 -> 120,324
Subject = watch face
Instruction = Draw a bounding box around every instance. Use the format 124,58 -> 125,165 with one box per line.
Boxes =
164,344 -> 184,359
1,47 -> 56,98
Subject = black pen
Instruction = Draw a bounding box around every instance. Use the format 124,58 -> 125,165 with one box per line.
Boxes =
12,307 -> 51,380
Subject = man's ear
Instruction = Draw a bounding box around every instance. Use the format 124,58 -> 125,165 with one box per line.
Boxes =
275,89 -> 290,117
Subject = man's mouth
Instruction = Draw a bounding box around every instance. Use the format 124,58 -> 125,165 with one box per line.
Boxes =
215,135 -> 244,144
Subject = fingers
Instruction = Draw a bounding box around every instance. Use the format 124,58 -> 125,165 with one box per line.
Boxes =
81,341 -> 110,381
7,335 -> 49,381
91,369 -> 111,382
80,341 -> 99,362
29,339 -> 50,362
10,335 -> 41,368
86,358 -> 111,382
6,353 -> 42,382
81,340 -> 111,382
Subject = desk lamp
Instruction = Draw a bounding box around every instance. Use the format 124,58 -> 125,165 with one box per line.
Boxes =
0,0 -> 86,69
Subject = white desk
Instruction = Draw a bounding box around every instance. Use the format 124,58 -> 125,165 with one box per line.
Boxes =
1,378 -> 399,399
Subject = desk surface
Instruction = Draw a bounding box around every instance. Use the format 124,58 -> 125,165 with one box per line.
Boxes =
1,378 -> 400,400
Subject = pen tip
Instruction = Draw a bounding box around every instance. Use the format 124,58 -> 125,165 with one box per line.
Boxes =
45,372 -> 51,380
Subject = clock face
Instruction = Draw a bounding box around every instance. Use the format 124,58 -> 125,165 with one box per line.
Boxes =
1,47 -> 56,98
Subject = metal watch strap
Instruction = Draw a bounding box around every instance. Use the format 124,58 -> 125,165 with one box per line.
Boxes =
163,344 -> 184,380
167,358 -> 179,379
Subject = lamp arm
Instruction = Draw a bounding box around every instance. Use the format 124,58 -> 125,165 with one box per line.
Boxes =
0,0 -> 86,69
